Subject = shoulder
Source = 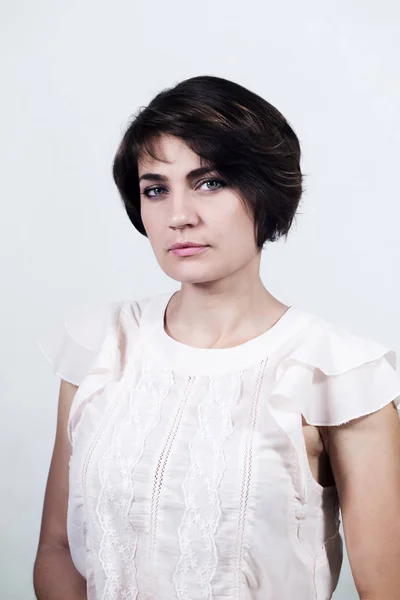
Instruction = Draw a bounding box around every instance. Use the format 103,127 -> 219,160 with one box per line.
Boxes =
284,309 -> 397,375
37,294 -> 155,386
61,294 -> 155,347
269,308 -> 400,427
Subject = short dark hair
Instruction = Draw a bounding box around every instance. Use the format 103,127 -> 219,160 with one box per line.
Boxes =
112,75 -> 303,249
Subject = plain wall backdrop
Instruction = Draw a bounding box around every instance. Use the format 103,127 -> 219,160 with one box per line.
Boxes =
1,1 -> 399,598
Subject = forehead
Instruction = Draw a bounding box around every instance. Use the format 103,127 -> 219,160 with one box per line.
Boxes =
137,135 -> 201,173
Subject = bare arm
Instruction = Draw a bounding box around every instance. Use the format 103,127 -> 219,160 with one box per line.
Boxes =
34,380 -> 87,600
323,402 -> 400,600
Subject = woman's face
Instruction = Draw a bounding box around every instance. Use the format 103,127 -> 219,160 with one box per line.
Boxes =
138,135 -> 261,285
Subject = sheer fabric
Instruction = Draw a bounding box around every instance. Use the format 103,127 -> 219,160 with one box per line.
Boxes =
39,292 -> 400,599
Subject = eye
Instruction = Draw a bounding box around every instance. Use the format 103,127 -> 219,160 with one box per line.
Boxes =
142,186 -> 167,199
197,178 -> 226,192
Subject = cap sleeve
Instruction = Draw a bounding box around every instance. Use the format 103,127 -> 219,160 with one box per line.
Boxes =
37,302 -> 124,386
273,318 -> 400,427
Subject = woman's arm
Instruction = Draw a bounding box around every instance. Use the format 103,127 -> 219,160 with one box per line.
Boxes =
323,402 -> 400,600
34,380 -> 87,600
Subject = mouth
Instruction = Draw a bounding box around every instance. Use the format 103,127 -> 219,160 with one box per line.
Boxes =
169,242 -> 210,257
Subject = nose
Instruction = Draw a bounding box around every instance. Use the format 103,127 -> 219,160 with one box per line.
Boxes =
167,191 -> 199,230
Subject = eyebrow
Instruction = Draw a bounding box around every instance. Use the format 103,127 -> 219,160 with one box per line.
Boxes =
138,166 -> 217,184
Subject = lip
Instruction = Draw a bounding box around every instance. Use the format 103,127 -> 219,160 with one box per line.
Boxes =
169,242 -> 210,257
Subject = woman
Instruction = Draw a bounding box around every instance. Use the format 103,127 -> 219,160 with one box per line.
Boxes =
34,75 -> 400,600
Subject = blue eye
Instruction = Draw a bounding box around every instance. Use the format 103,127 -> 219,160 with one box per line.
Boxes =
198,178 -> 225,191
141,178 -> 226,199
142,186 -> 167,198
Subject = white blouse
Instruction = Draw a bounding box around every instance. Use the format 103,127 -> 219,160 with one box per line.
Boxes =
39,291 -> 400,600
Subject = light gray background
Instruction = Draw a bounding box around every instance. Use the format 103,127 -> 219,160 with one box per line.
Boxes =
1,1 -> 399,598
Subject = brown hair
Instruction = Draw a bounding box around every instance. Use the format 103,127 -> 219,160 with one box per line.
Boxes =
113,75 -> 303,249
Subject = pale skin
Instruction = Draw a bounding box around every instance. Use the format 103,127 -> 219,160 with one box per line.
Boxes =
34,380 -> 86,599
35,134 -> 400,599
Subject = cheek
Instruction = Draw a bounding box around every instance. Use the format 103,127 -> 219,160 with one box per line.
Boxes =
141,205 -> 162,238
140,202 -> 150,227
213,202 -> 255,242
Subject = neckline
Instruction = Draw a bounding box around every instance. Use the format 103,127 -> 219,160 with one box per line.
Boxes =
141,291 -> 313,375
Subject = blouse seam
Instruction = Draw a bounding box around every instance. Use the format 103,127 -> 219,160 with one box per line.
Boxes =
234,359 -> 266,598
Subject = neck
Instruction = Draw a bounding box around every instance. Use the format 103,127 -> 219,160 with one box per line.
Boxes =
165,272 -> 288,350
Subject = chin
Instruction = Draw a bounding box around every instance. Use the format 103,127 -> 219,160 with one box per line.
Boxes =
161,265 -> 224,285
168,273 -> 218,285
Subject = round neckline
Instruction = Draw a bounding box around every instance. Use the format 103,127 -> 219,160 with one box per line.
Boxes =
141,291 -> 314,375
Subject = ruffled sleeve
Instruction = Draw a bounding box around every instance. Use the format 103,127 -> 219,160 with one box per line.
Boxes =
272,317 -> 400,427
37,302 -> 126,386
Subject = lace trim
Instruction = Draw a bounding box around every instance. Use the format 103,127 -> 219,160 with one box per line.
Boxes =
95,355 -> 173,600
144,375 -> 195,599
234,359 -> 267,598
173,372 -> 242,600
